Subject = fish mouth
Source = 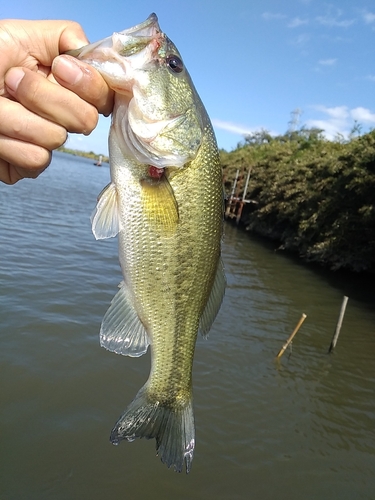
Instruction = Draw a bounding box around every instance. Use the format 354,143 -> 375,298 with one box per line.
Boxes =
67,14 -> 202,167
123,13 -> 160,37
65,13 -> 161,78
66,13 -> 160,53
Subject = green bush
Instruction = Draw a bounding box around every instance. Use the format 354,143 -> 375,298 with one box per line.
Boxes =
221,129 -> 375,273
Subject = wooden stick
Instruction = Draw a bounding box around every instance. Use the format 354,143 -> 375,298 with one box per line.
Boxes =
328,296 -> 349,353
236,168 -> 252,224
225,169 -> 239,218
276,313 -> 307,359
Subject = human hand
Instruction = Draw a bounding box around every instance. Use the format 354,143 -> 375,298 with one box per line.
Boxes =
0,19 -> 114,184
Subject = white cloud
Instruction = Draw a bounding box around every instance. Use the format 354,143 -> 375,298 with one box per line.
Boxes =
362,10 -> 375,24
292,33 -> 311,45
263,8 -> 356,31
306,105 -> 375,139
288,17 -> 309,28
315,105 -> 349,120
318,58 -> 337,66
316,9 -> 355,28
351,107 -> 375,124
212,119 -> 258,136
307,105 -> 349,138
262,12 -> 287,21
306,118 -> 347,138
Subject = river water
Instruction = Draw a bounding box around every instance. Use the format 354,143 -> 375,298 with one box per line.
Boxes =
1,152 -> 374,500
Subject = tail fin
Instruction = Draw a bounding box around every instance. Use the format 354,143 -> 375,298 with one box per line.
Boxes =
110,386 -> 195,473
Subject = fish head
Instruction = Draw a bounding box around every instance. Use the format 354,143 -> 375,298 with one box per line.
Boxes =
68,14 -> 204,168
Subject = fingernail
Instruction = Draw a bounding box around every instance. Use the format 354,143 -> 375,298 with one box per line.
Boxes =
52,56 -> 84,86
5,68 -> 25,93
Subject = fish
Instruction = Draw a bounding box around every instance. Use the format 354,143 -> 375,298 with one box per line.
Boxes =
68,13 -> 225,472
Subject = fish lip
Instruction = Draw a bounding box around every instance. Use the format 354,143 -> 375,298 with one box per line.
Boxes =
121,13 -> 160,36
65,13 -> 161,63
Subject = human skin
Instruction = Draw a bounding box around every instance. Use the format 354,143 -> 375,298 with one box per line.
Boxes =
0,19 -> 114,184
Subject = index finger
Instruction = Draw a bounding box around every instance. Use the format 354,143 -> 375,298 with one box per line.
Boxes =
0,19 -> 89,88
5,67 -> 98,135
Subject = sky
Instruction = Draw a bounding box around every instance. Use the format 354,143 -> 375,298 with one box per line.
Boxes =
3,0 -> 375,154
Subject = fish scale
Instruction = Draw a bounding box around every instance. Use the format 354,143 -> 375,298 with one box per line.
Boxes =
69,13 -> 225,472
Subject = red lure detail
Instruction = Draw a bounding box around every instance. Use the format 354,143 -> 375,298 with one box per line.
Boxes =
148,165 -> 164,179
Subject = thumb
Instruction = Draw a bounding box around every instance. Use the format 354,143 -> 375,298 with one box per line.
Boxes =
58,21 -> 89,53
9,19 -> 89,64
0,19 -> 89,76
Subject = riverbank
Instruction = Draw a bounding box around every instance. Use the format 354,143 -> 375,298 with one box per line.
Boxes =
221,128 -> 375,274
57,146 -> 109,164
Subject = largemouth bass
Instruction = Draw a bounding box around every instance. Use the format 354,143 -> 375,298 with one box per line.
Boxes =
69,13 -> 225,472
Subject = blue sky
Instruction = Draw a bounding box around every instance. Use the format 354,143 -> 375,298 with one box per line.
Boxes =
4,0 -> 375,153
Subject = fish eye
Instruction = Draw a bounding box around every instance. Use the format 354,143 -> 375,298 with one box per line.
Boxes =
166,55 -> 184,73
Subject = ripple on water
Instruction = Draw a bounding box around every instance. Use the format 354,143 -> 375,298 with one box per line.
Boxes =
0,155 -> 375,500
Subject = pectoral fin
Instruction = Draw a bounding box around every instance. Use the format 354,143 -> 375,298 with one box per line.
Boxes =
100,281 -> 150,357
140,176 -> 179,234
199,258 -> 226,338
91,182 -> 121,240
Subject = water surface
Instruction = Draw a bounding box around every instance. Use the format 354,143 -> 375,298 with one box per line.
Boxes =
1,153 -> 374,499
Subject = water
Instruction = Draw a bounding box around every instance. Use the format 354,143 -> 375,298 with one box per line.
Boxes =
1,152 -> 374,500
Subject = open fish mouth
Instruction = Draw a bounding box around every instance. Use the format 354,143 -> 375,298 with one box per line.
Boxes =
122,12 -> 160,36
65,13 -> 162,73
66,12 -> 202,166
67,13 -> 159,54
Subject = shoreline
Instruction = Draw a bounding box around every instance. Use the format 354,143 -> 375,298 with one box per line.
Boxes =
221,129 -> 375,275
57,146 -> 109,164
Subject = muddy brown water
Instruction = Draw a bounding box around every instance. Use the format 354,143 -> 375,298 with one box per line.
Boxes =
1,152 -> 374,499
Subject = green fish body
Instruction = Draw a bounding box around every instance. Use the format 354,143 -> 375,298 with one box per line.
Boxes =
70,13 -> 225,472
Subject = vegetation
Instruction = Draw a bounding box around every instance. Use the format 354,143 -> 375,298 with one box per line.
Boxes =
57,146 -> 109,163
221,128 -> 375,273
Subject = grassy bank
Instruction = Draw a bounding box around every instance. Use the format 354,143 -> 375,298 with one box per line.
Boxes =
57,146 -> 109,164
221,129 -> 375,273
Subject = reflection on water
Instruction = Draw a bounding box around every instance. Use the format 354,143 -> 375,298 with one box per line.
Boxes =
1,153 -> 374,500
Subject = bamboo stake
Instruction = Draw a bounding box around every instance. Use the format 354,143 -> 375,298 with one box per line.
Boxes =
225,169 -> 239,218
276,313 -> 307,359
328,296 -> 349,353
236,168 -> 252,224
